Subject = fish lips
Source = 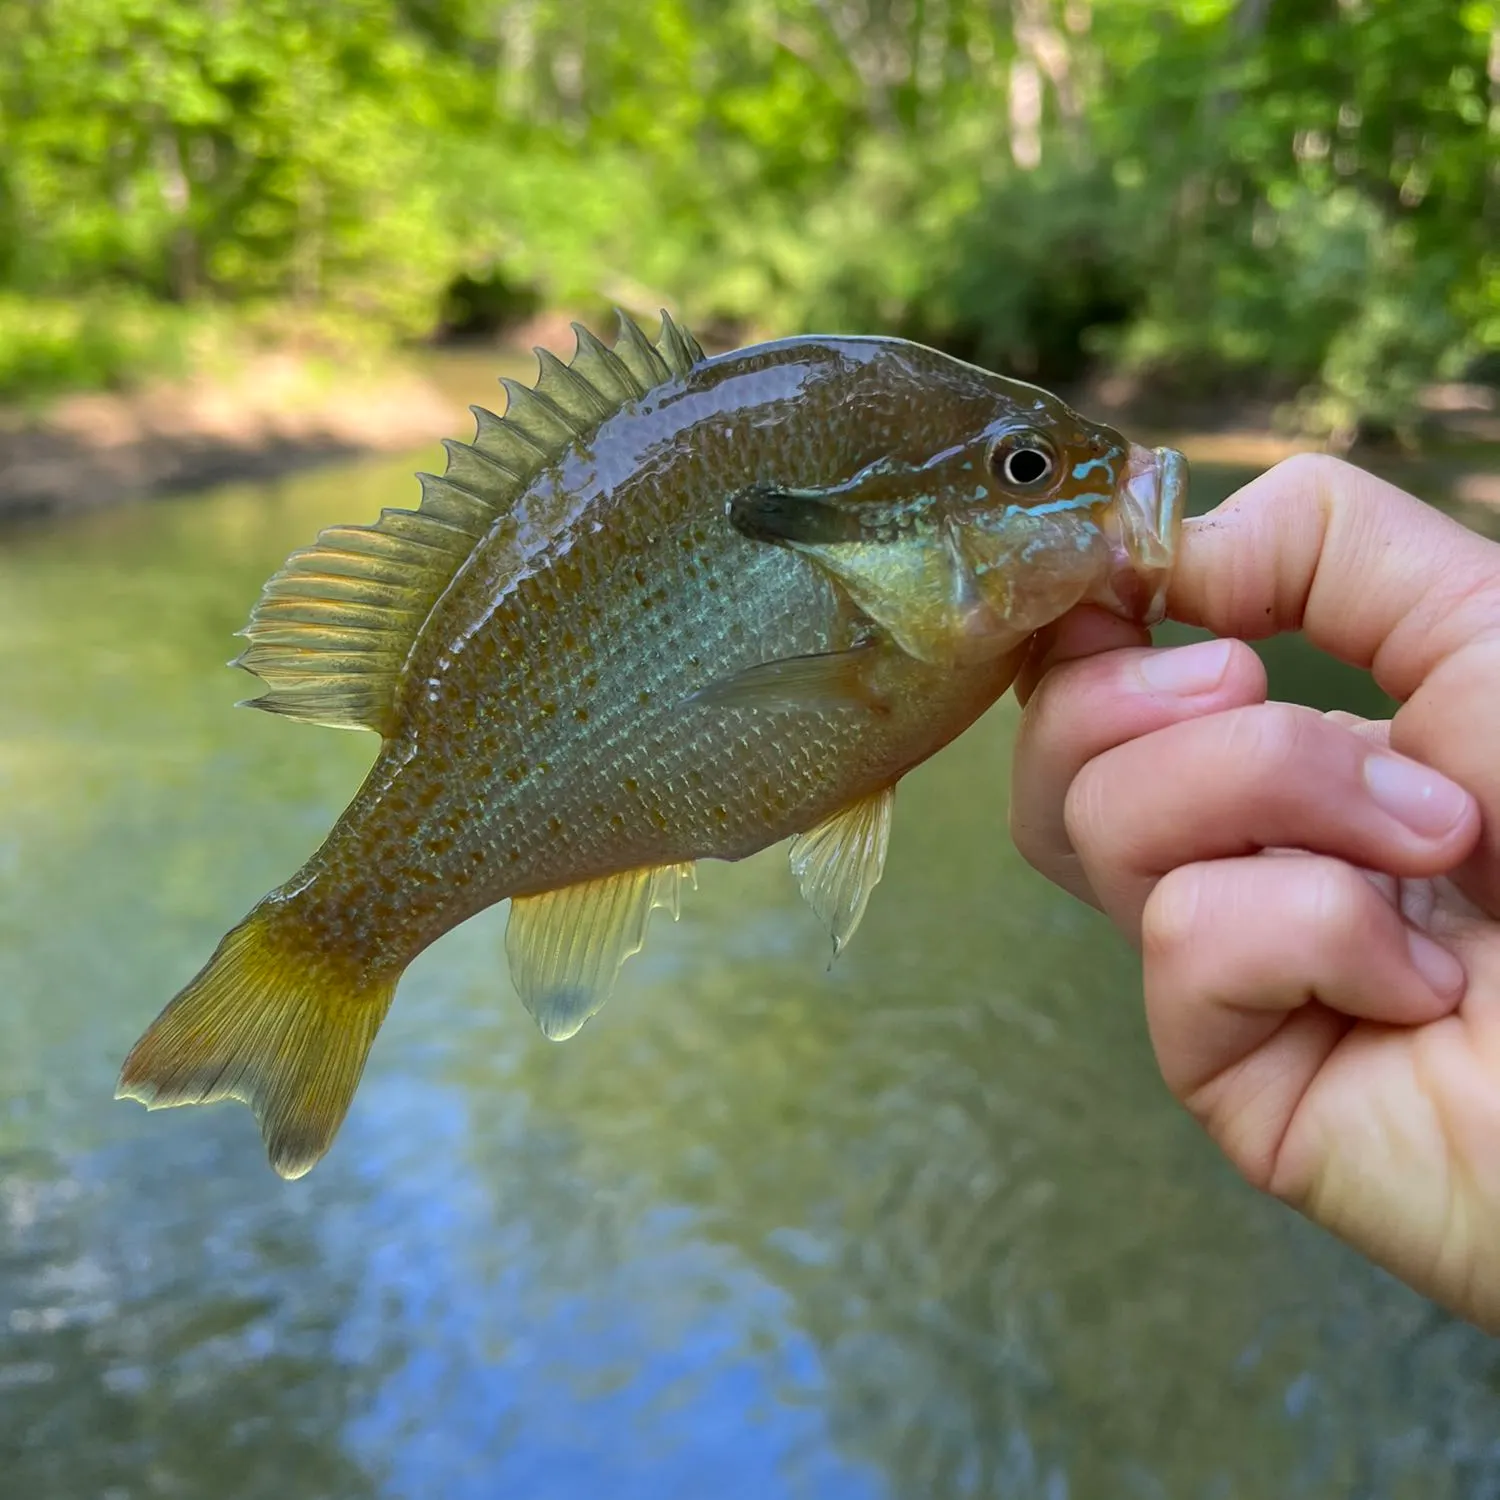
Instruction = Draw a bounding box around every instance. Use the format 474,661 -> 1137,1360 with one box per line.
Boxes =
1098,444 -> 1188,626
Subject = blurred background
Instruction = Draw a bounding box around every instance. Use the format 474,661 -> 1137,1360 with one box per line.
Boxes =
1,0 -> 1497,443
3,2 -> 1500,1497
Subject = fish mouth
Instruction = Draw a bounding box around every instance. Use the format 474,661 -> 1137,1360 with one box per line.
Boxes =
1098,444 -> 1187,626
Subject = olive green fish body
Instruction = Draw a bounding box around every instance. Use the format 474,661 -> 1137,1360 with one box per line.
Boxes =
301,337 -> 1030,967
118,313 -> 1187,1179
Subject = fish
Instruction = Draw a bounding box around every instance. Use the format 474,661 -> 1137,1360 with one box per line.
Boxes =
116,310 -> 1187,1179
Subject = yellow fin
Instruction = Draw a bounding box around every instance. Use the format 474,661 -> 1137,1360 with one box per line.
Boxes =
506,862 -> 695,1041
234,310 -> 706,732
115,902 -> 399,1179
789,785 -> 895,957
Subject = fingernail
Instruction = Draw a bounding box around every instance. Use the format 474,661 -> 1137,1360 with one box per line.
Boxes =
1407,929 -> 1466,998
1138,638 -> 1233,696
1363,755 -> 1471,838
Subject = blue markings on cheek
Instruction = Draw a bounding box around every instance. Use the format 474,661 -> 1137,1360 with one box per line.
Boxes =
1013,493 -> 1109,519
1072,454 -> 1116,483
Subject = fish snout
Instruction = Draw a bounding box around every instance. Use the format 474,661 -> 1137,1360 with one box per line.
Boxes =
1095,444 -> 1187,626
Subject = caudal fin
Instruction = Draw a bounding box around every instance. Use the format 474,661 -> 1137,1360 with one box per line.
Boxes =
116,903 -> 398,1179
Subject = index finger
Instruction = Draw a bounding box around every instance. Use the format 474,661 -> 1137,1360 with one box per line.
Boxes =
1171,454 -> 1500,910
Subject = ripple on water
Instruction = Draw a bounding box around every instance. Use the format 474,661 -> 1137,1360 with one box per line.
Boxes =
2,450 -> 1500,1498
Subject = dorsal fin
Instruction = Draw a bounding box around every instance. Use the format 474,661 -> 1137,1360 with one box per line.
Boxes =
232,309 -> 708,733
656,309 -> 706,376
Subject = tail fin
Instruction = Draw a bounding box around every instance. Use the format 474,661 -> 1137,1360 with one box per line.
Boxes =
116,903 -> 398,1179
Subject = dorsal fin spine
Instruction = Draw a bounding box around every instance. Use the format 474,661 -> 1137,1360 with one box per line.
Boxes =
613,309 -> 673,387
442,437 -> 524,487
469,405 -> 550,464
570,323 -> 642,402
497,379 -> 584,448
535,346 -> 613,422
234,309 -> 707,734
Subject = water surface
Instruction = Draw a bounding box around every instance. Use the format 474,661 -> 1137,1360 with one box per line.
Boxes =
3,441 -> 1500,1499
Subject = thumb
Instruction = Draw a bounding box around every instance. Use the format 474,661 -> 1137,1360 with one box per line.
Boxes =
1169,453 -> 1500,695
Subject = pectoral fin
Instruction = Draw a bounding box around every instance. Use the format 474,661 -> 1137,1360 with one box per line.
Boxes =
505,862 -> 695,1040
690,643 -> 886,713
798,533 -> 1001,665
728,485 -> 874,546
789,785 -> 895,958
730,482 -> 1006,666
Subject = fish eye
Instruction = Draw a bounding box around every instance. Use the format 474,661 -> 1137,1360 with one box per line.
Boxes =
988,433 -> 1057,491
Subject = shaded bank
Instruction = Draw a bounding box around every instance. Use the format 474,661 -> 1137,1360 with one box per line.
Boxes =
0,352 -> 458,524
0,323 -> 580,525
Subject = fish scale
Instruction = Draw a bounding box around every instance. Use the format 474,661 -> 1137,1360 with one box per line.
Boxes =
116,309 -> 1185,1179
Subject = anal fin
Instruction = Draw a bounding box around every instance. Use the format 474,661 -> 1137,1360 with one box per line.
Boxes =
506,863 -> 695,1040
789,785 -> 895,958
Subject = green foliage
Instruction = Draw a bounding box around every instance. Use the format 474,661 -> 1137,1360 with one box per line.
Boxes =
0,292 -> 211,403
0,0 -> 1494,433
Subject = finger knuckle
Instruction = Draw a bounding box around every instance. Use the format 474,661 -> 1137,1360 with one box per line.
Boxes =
1216,701 -> 1320,790
1019,653 -> 1109,745
1270,451 -> 1357,501
1299,859 -> 1371,950
1061,759 -> 1113,861
1141,864 -> 1211,962
1007,797 -> 1045,870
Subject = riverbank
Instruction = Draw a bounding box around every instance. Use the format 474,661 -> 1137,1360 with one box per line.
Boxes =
2,329 -> 1496,525
0,349 -> 466,524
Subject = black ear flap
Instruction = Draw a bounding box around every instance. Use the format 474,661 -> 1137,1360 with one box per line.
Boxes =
727,485 -> 872,546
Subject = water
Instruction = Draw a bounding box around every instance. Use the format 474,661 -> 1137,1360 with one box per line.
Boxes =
3,439 -> 1500,1500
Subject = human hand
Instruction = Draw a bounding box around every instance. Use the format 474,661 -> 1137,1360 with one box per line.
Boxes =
1010,454 -> 1500,1332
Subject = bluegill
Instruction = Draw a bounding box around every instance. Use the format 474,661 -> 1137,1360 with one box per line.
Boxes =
117,311 -> 1186,1178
